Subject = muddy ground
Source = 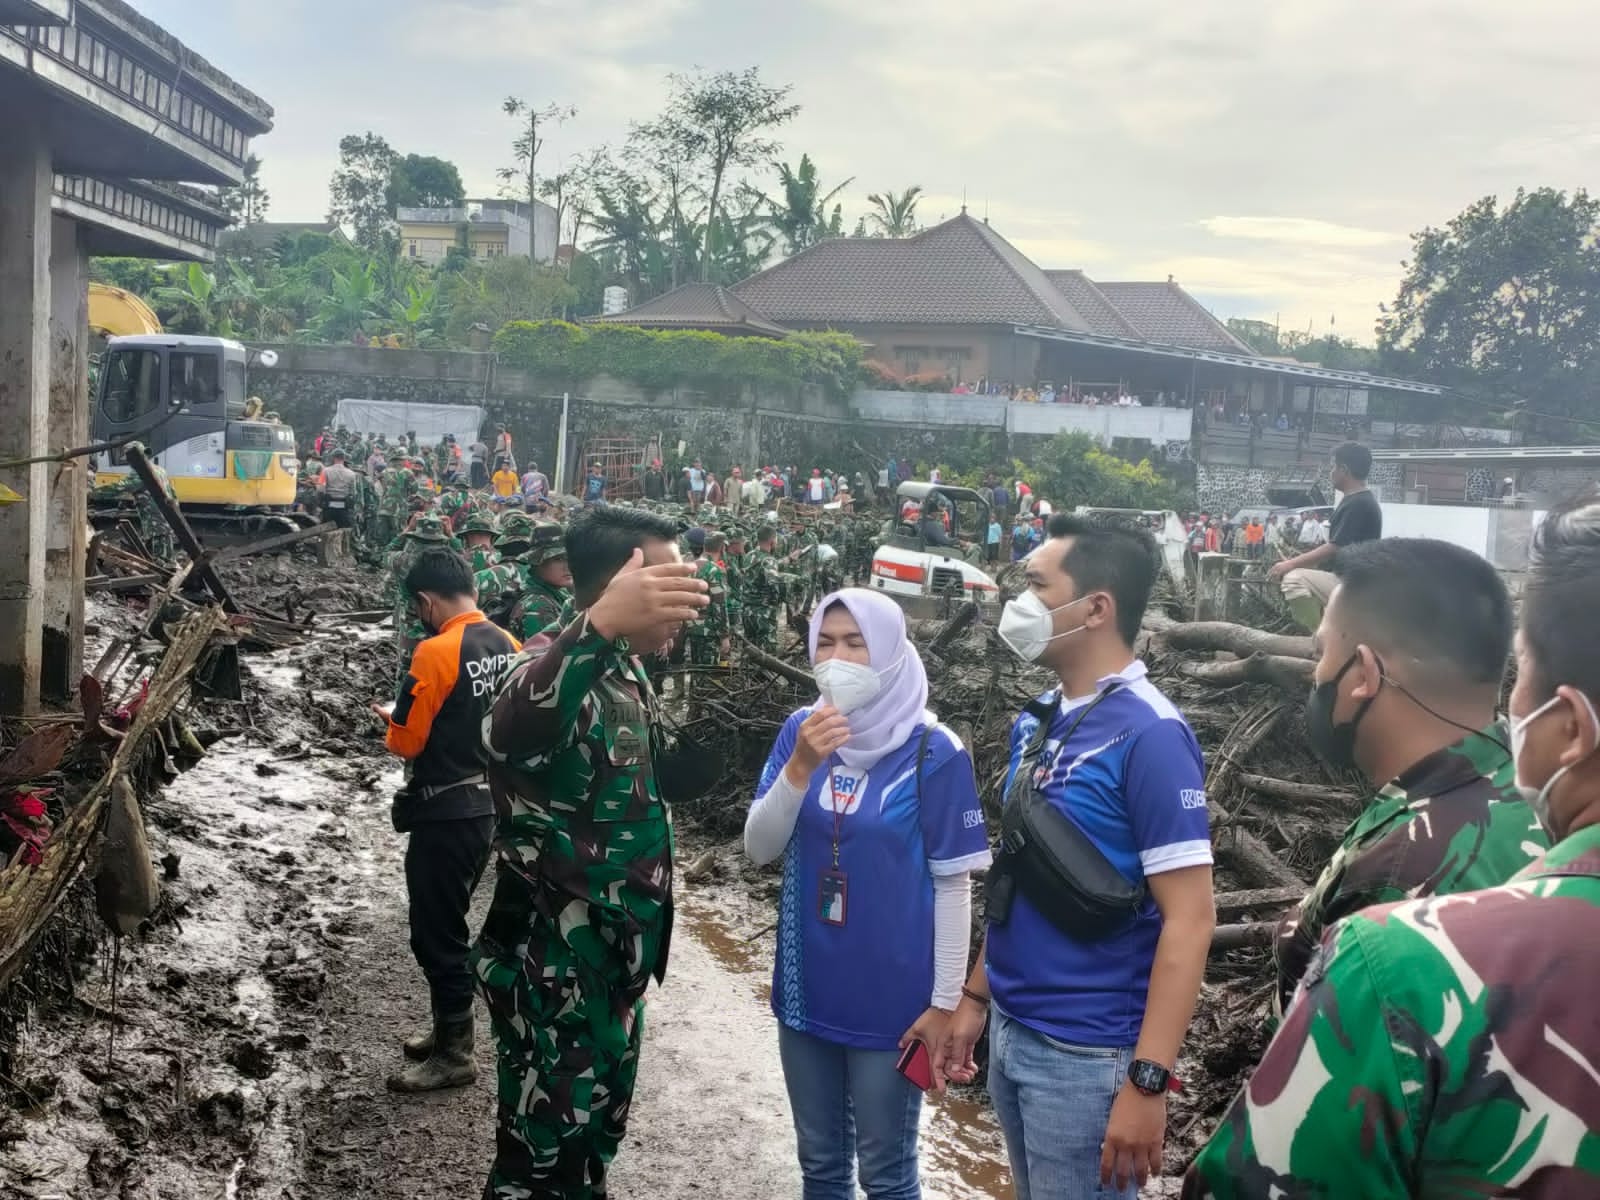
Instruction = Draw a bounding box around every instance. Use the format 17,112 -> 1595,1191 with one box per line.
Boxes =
2,557 -> 1215,1198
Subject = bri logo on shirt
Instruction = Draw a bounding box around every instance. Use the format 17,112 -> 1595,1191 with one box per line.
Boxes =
819,768 -> 870,814
1180,788 -> 1207,810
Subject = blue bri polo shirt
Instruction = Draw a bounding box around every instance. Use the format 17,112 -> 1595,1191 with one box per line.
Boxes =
985,660 -> 1212,1047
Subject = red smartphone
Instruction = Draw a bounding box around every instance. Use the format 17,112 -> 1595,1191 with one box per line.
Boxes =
896,1039 -> 934,1091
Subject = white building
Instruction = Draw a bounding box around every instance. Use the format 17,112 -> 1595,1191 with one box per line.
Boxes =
395,197 -> 559,265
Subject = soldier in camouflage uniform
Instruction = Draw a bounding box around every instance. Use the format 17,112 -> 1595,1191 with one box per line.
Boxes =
686,532 -> 730,666
475,506 -> 709,1200
386,514 -> 451,689
741,525 -> 793,653
507,522 -> 573,642
99,446 -> 180,562
377,459 -> 416,549
1187,496 -> 1600,1199
1273,538 -> 1547,1014
457,510 -> 500,573
722,529 -> 747,639
476,513 -> 536,630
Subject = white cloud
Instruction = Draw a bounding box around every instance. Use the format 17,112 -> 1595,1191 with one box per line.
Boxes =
1198,217 -> 1403,249
403,0 -> 695,62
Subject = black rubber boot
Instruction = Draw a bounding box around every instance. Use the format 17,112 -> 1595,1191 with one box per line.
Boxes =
386,1016 -> 476,1092
402,1024 -> 434,1062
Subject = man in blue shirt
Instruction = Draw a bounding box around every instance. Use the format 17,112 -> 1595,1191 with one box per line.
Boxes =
938,513 -> 1216,1198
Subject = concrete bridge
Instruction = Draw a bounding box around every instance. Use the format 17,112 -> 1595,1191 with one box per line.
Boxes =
0,0 -> 272,712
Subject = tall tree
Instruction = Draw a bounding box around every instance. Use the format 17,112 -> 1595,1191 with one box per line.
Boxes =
541,147 -> 610,277
628,115 -> 704,290
498,97 -> 577,262
1378,188 -> 1600,424
221,154 -> 270,226
866,186 -> 923,238
661,68 -> 799,281
386,154 -> 466,211
328,132 -> 399,250
768,154 -> 852,255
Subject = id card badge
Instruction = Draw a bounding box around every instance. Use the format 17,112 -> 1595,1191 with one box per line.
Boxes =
819,869 -> 848,926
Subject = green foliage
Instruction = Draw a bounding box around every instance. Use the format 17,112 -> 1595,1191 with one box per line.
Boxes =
220,154 -> 270,226
153,262 -> 229,336
1226,318 -> 1379,371
1031,433 -> 1186,511
386,154 -> 466,210
493,321 -> 863,397
440,257 -> 577,343
1378,187 -> 1600,430
768,154 -> 852,255
866,186 -> 923,238
328,132 -> 398,250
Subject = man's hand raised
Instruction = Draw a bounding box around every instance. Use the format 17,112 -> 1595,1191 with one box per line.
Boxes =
588,549 -> 708,643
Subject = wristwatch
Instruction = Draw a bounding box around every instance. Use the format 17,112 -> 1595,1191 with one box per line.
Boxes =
1128,1059 -> 1181,1096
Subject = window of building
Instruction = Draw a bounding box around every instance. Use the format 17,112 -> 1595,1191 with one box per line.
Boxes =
408,240 -> 418,258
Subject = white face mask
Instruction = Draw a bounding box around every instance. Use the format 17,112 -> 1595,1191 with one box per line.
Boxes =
814,656 -> 901,716
997,592 -> 1091,663
1511,690 -> 1600,838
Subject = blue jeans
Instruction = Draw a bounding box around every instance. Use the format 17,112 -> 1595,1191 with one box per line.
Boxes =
988,1007 -> 1137,1200
777,1024 -> 923,1200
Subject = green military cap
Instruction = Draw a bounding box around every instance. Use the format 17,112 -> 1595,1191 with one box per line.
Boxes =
494,511 -> 536,550
406,514 -> 448,542
525,521 -> 568,566
459,510 -> 498,536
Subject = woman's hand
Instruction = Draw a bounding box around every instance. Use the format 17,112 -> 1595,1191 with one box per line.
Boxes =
783,705 -> 851,787
900,1006 -> 954,1093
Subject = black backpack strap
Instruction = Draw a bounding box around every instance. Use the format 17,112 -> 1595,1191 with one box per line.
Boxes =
914,722 -> 936,805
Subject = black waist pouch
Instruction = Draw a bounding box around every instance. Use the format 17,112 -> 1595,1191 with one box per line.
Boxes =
391,777 -> 492,833
987,689 -> 1145,942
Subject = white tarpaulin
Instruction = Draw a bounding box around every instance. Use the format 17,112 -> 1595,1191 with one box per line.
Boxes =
331,399 -> 485,448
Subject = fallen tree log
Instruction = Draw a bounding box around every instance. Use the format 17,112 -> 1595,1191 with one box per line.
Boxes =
1210,921 -> 1276,955
927,602 -> 981,660
1179,653 -> 1315,692
734,632 -> 816,689
1213,886 -> 1304,922
1238,773 -> 1358,810
207,521 -> 335,565
1158,620 -> 1315,661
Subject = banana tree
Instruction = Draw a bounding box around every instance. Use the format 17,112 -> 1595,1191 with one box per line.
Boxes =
153,262 -> 232,335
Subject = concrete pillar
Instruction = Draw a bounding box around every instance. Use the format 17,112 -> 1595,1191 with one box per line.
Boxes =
1194,552 -> 1229,621
44,215 -> 87,702
0,130 -> 53,715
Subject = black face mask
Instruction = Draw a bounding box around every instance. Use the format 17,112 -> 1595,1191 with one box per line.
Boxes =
1306,650 -> 1379,770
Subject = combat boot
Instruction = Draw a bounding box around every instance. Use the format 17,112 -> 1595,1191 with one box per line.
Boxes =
401,1024 -> 433,1061
386,1016 -> 476,1092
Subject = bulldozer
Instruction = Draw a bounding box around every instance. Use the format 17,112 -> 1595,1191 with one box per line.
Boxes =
87,284 -> 305,536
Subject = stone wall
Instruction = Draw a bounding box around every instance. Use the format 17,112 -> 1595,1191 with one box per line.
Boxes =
1195,464 -> 1274,514
246,343 -> 1197,493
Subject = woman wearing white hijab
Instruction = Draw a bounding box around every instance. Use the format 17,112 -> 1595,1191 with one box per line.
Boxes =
745,588 -> 991,1200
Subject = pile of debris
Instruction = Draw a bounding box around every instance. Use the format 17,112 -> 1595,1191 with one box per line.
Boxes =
667,594 -> 1354,1171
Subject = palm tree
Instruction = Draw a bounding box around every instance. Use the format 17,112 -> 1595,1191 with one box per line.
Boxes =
768,154 -> 853,255
865,186 -> 923,238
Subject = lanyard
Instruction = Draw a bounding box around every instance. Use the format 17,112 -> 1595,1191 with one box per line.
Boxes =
827,757 -> 849,869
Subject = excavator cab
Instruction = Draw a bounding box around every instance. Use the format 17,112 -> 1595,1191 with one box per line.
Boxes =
92,335 -> 300,522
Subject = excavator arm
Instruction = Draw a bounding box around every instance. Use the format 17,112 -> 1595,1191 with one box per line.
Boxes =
88,283 -> 162,337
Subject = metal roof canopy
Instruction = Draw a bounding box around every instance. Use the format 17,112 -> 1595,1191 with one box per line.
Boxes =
1372,446 -> 1600,464
1014,325 -> 1445,396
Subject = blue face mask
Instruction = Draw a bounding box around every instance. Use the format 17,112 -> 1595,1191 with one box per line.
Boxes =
1511,691 -> 1600,838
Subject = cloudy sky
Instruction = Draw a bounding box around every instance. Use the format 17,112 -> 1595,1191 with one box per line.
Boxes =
140,0 -> 1600,340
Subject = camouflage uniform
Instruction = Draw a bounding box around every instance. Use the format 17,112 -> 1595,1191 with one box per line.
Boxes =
458,511 -> 502,574
386,515 -> 450,690
1272,724 -> 1548,1014
740,546 -> 788,653
475,614 -> 674,1199
378,465 -> 416,548
102,459 -> 179,562
687,555 -> 729,666
1185,823 -> 1600,1199
507,524 -> 572,642
722,542 -> 746,634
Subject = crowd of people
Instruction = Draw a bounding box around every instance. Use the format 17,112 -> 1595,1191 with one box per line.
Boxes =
109,416 -> 1599,1196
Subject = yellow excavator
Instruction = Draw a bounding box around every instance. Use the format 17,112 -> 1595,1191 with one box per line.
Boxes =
88,283 -> 305,535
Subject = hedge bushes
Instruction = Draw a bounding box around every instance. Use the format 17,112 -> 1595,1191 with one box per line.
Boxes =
493,320 -> 865,399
